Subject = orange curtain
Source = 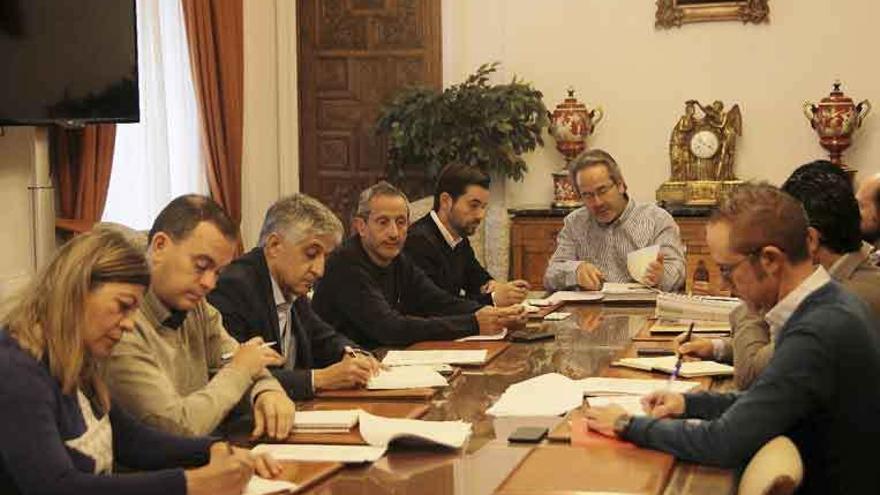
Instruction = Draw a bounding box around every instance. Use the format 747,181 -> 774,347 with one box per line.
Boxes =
52,124 -> 117,234
181,0 -> 243,230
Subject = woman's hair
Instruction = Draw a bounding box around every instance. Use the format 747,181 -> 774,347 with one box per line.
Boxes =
0,228 -> 149,410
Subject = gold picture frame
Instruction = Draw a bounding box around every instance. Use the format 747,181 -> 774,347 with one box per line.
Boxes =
655,0 -> 769,29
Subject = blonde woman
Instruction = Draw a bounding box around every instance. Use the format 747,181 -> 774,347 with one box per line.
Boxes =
0,229 -> 281,495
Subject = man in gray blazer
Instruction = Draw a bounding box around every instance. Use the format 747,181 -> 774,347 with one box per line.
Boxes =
678,160 -> 880,389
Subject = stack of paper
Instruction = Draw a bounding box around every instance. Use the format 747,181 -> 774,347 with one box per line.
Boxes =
585,396 -> 647,416
245,476 -> 299,495
251,444 -> 387,463
487,373 -> 584,417
366,366 -> 448,390
655,292 -> 742,322
613,356 -> 734,377
544,291 -> 604,305
382,349 -> 488,366
293,410 -> 360,433
358,411 -> 471,448
601,283 -> 658,303
577,377 -> 699,396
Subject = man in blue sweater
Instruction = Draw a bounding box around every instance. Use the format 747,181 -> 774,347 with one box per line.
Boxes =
586,183 -> 880,494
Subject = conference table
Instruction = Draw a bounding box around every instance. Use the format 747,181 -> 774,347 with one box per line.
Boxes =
235,302 -> 737,495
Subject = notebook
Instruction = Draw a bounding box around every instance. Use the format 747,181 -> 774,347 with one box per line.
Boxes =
655,292 -> 742,322
612,356 -> 734,377
366,366 -> 448,390
650,318 -> 731,334
251,444 -> 387,463
382,349 -> 488,366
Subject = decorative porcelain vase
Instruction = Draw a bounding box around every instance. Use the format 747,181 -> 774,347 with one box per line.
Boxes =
548,89 -> 603,208
803,81 -> 871,169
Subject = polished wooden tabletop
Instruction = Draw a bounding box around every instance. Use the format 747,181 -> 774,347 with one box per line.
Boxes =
258,303 -> 736,495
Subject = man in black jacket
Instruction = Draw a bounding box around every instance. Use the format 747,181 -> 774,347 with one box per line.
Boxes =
312,181 -> 525,349
208,194 -> 379,400
404,163 -> 529,306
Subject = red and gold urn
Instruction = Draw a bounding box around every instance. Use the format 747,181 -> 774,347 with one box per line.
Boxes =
548,89 -> 603,207
803,81 -> 871,172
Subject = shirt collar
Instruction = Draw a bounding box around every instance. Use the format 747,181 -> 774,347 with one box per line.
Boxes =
270,274 -> 291,309
828,242 -> 872,279
764,266 -> 831,334
430,210 -> 463,249
141,289 -> 187,330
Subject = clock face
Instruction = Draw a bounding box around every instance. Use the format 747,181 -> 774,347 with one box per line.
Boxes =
689,130 -> 720,159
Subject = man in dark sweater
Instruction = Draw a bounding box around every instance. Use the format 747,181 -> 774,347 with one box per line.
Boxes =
312,181 -> 526,349
404,163 -> 529,306
209,194 -> 380,400
585,183 -> 880,494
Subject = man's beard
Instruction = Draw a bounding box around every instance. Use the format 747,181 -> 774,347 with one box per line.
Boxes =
452,219 -> 479,238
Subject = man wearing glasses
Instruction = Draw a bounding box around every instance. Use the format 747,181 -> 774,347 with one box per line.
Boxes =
544,149 -> 685,291
677,161 -> 880,389
585,183 -> 880,494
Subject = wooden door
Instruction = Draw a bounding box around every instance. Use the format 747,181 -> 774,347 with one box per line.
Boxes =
297,0 -> 441,227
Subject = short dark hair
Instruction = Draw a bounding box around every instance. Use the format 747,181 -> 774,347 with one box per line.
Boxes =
711,182 -> 810,263
148,194 -> 238,244
781,160 -> 861,255
432,163 -> 491,211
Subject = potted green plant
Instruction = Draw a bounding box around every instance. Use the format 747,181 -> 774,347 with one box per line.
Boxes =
376,62 -> 549,185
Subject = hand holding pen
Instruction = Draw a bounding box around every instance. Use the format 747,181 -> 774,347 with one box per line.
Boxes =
313,346 -> 382,390
668,322 -> 695,384
224,338 -> 284,378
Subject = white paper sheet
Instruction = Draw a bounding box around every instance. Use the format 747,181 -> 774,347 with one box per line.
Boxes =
586,396 -> 647,416
293,410 -> 360,430
487,373 -> 584,417
244,476 -> 299,495
358,411 -> 472,448
456,328 -> 508,342
577,377 -> 699,396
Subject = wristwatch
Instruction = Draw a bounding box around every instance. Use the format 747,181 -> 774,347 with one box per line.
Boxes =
613,414 -> 633,436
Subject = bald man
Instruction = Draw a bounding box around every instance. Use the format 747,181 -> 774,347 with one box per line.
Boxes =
856,173 -> 880,265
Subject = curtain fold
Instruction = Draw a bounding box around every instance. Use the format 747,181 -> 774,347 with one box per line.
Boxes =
53,124 -> 117,234
181,0 -> 243,232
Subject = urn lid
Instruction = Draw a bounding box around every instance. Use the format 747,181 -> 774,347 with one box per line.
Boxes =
552,88 -> 588,113
819,81 -> 855,106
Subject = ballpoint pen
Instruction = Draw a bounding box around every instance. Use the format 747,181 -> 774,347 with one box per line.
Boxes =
345,346 -> 376,361
221,341 -> 277,361
668,322 -> 694,384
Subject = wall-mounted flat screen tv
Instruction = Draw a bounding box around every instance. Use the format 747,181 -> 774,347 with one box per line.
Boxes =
0,0 -> 138,125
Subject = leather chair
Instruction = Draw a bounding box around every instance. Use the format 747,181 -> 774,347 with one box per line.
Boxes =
738,436 -> 803,495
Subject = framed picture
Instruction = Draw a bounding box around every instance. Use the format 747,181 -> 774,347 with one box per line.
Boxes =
655,0 -> 769,29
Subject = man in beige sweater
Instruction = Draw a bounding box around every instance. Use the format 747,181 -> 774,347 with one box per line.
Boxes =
678,161 -> 880,389
105,195 -> 296,439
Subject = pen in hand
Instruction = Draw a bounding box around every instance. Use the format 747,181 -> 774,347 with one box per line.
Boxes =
221,341 -> 277,361
668,322 -> 694,384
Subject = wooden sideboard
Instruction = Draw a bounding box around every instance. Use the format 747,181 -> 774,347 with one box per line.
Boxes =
509,205 -> 728,295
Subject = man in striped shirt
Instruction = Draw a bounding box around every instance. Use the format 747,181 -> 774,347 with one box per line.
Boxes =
544,149 -> 685,292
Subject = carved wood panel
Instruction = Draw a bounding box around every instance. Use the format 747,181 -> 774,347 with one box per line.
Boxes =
298,0 -> 441,228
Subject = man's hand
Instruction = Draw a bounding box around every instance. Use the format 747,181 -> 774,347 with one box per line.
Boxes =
228,337 -> 285,378
674,333 -> 714,360
583,404 -> 628,438
640,390 -> 686,418
492,280 -> 530,307
475,305 -> 526,335
576,262 -> 605,290
314,354 -> 381,390
643,253 -> 665,287
252,390 -> 295,440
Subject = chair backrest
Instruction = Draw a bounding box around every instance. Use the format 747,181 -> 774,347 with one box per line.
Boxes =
738,436 -> 803,495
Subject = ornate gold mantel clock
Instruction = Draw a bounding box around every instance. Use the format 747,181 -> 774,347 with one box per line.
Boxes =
657,100 -> 744,206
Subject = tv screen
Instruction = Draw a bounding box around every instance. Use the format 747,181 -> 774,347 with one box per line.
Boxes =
0,0 -> 138,125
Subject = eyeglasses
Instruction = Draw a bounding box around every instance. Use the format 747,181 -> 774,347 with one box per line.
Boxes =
717,249 -> 762,282
580,182 -> 617,201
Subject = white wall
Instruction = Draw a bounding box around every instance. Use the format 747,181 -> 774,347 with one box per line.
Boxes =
241,0 -> 299,248
443,0 -> 880,206
0,128 -> 37,298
